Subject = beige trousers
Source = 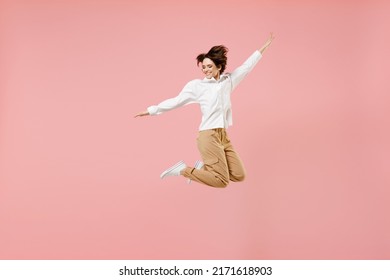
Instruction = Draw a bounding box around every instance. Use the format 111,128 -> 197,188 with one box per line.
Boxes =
182,128 -> 246,188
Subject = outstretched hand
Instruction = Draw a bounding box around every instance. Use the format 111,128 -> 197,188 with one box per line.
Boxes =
134,110 -> 150,118
259,33 -> 275,54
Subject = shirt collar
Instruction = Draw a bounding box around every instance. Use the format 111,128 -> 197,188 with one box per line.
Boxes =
202,73 -> 229,83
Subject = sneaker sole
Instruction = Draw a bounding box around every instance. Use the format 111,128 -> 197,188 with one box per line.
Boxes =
160,160 -> 185,179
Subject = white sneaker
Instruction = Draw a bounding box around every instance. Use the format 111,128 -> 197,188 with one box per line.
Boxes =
160,160 -> 187,179
187,160 -> 204,184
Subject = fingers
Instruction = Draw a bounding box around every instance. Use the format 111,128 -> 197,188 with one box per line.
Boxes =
134,111 -> 149,118
267,33 -> 275,45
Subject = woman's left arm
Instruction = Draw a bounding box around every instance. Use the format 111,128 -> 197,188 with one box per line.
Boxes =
259,33 -> 275,55
229,33 -> 275,91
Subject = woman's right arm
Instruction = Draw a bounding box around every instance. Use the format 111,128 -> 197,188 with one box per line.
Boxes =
134,81 -> 197,118
134,110 -> 149,117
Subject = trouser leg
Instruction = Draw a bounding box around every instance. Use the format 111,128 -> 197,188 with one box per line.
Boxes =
224,141 -> 246,182
214,128 -> 246,182
182,129 -> 229,188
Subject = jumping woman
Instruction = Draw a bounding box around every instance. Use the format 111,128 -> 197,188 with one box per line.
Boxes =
135,33 -> 275,188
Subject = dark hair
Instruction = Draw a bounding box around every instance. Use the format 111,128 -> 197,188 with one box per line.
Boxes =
196,45 -> 228,74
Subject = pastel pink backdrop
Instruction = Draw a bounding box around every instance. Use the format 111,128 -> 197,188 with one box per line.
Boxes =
1,0 -> 389,259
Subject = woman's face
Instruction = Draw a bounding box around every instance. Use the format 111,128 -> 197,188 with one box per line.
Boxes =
202,58 -> 221,80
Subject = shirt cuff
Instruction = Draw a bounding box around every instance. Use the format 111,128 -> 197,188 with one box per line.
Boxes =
147,105 -> 158,115
255,49 -> 263,59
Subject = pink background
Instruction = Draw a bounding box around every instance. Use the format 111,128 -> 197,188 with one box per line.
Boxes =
1,0 -> 389,259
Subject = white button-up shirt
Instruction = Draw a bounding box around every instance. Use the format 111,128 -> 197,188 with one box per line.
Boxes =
147,50 -> 262,131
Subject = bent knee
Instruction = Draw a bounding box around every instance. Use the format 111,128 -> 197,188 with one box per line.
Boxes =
220,181 -> 229,188
230,172 -> 246,182
209,177 -> 229,188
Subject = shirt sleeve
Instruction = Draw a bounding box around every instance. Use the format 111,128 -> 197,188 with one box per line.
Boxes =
230,50 -> 262,91
147,81 -> 197,115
